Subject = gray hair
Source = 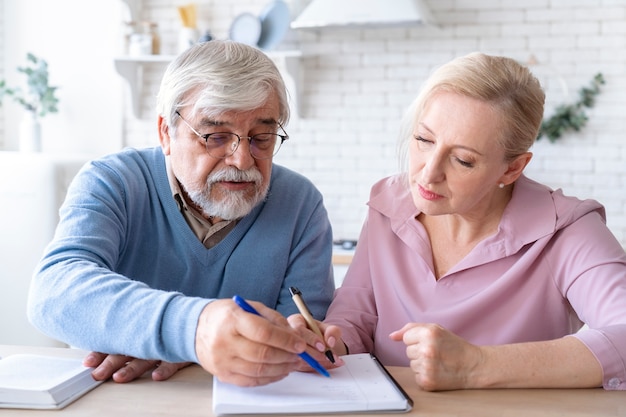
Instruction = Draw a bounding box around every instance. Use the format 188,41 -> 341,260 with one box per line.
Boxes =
398,52 -> 545,172
156,40 -> 290,128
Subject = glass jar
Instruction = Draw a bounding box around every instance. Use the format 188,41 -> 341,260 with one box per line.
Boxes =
142,21 -> 160,55
123,21 -> 160,55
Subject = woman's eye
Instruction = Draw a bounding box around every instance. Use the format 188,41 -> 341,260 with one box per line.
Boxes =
414,136 -> 434,149
455,157 -> 474,168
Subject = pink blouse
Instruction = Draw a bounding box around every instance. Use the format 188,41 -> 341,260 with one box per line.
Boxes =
325,174 -> 626,390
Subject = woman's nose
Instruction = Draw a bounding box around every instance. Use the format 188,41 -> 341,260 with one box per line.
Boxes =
421,153 -> 445,184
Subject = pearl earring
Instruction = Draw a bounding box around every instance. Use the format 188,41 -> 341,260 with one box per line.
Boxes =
499,183 -> 505,189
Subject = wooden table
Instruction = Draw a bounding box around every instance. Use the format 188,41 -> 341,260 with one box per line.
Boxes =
1,345 -> 624,416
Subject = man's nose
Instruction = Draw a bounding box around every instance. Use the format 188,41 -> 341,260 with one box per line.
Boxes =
224,138 -> 255,169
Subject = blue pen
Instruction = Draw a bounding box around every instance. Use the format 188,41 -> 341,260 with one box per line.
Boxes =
232,295 -> 330,378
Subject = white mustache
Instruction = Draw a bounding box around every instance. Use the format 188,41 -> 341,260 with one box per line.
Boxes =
207,167 -> 263,185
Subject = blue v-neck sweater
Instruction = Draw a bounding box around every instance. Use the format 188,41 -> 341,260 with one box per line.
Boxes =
28,147 -> 335,363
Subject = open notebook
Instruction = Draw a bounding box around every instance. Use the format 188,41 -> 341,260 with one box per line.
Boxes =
213,353 -> 413,415
0,354 -> 103,409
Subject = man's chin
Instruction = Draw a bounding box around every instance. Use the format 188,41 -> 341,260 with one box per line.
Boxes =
201,195 -> 262,220
192,183 -> 268,220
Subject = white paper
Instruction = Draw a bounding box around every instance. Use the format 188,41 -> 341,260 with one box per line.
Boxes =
213,353 -> 411,415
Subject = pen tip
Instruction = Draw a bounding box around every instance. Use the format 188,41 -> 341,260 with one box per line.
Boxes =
325,350 -> 335,364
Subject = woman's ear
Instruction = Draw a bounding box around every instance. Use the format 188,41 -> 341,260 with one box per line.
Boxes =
499,152 -> 532,186
158,115 -> 171,155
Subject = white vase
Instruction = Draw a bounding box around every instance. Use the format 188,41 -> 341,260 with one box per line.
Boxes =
178,27 -> 200,53
19,112 -> 42,152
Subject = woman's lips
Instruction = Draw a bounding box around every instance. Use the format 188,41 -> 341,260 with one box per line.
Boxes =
418,184 -> 444,201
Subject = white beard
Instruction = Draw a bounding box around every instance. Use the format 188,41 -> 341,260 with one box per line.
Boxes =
185,166 -> 268,220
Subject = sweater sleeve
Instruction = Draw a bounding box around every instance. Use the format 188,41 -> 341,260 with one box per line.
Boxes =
27,151 -> 208,363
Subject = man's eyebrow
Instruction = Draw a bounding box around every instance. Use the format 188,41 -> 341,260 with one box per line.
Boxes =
198,118 -> 224,127
200,118 -> 278,127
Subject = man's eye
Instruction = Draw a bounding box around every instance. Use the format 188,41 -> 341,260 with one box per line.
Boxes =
207,133 -> 234,145
251,134 -> 277,150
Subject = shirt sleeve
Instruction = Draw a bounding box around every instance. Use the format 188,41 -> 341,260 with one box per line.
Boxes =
550,210 -> 626,390
324,215 -> 378,354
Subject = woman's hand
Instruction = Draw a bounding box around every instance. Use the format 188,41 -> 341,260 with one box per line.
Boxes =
390,322 -> 603,391
389,323 -> 483,391
287,314 -> 346,371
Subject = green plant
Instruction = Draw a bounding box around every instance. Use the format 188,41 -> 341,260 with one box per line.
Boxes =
537,73 -> 605,142
0,53 -> 60,118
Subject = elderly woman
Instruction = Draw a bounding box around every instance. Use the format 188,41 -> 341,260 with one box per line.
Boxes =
294,52 -> 626,391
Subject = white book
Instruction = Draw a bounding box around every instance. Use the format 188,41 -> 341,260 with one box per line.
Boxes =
0,353 -> 103,409
213,353 -> 413,415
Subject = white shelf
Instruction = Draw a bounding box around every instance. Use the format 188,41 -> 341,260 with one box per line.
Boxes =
114,50 -> 304,118
113,55 -> 172,118
116,0 -> 304,118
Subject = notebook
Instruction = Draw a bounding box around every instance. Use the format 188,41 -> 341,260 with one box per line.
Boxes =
0,353 -> 103,409
213,353 -> 413,415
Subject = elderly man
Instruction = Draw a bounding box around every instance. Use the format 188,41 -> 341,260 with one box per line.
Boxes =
28,40 -> 335,387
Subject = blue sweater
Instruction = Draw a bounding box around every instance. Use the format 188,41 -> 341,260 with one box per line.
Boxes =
28,147 -> 335,363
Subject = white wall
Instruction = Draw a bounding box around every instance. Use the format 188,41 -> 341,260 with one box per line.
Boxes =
115,0 -> 626,245
1,0 -> 626,245
0,152 -> 87,347
0,0 -> 124,155
0,0 -> 126,345
0,0 -> 5,149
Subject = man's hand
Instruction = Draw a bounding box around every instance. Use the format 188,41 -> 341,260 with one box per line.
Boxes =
195,299 -> 311,387
84,352 -> 191,383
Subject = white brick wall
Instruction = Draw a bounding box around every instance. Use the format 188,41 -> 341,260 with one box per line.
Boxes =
46,1 -> 626,244
0,0 -> 4,149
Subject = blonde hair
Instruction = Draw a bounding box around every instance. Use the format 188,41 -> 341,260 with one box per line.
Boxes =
398,52 -> 545,172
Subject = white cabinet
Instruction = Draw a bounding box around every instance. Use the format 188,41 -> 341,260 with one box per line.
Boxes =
0,152 -> 89,347
113,55 -> 172,119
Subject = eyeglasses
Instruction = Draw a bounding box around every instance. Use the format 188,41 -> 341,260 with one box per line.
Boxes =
175,111 -> 289,160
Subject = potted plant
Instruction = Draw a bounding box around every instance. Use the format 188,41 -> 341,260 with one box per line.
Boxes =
0,53 -> 60,152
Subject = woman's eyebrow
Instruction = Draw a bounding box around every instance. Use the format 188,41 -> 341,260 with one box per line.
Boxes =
417,122 -> 484,156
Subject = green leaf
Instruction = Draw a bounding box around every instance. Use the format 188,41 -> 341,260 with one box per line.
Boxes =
0,53 -> 60,117
537,73 -> 604,142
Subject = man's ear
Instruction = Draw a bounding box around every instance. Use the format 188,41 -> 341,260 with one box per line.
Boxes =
499,152 -> 532,186
158,115 -> 171,155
